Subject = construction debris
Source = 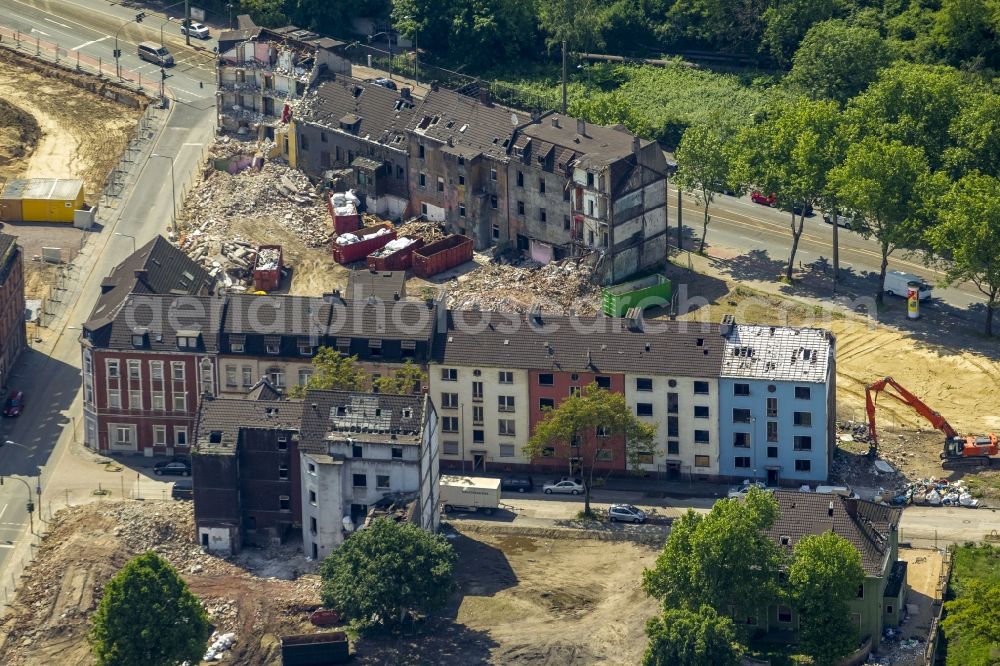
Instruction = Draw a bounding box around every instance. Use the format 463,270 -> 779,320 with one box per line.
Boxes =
255,246 -> 281,270
335,226 -> 392,246
396,219 -> 448,242
900,478 -> 979,507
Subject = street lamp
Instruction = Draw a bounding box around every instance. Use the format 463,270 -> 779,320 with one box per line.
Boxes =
115,232 -> 136,253
227,3 -> 234,30
150,154 -> 177,234
402,15 -> 419,82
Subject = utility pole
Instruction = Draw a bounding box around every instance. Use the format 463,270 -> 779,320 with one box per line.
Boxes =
184,0 -> 190,46
677,187 -> 683,252
832,211 -> 840,292
561,40 -> 568,115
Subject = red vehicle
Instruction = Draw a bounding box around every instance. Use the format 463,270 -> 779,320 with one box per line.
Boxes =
3,390 -> 24,417
751,191 -> 776,206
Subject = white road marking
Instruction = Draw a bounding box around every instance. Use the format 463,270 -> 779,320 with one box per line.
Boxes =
43,17 -> 71,29
29,27 -> 49,36
0,543 -> 15,549
182,142 -> 205,146
72,35 -> 109,50
0,504 -> 6,522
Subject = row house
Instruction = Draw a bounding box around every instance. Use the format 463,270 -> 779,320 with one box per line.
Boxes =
0,233 -> 26,390
431,309 -> 725,480
216,17 -> 352,138
290,78 -> 418,219
193,386 -> 439,558
81,236 -> 215,455
717,320 -> 836,485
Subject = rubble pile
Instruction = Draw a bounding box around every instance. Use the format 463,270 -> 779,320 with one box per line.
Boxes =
335,226 -> 391,246
901,477 -> 979,507
255,246 -> 281,270
397,219 -> 448,242
370,236 -> 418,258
446,254 -> 601,315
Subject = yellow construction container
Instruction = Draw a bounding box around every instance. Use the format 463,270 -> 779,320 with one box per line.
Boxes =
0,178 -> 86,223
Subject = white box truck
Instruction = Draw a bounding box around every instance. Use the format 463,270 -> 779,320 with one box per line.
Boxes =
884,271 -> 933,300
439,475 -> 501,515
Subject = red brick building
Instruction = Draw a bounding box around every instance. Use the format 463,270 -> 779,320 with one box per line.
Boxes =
0,233 -> 26,390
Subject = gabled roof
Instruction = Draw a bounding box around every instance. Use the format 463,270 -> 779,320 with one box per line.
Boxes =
296,78 -> 417,149
519,115 -> 654,171
85,294 -> 223,352
408,87 -> 528,162
85,235 -> 214,329
194,394 -> 304,455
299,390 -> 424,454
434,310 -> 725,377
767,491 -> 902,576
246,376 -> 283,401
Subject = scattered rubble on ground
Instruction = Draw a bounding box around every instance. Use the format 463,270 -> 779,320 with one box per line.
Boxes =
0,501 -> 321,666
396,219 -> 447,242
900,478 -> 979,507
334,225 -> 392,246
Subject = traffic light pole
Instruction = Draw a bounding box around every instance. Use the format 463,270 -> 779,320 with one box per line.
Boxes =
0,476 -> 35,535
113,12 -> 145,80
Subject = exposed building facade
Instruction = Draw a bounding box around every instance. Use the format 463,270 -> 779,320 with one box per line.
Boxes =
0,233 -> 26,390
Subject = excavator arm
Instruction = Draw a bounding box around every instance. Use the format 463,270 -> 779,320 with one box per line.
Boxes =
865,376 -> 960,454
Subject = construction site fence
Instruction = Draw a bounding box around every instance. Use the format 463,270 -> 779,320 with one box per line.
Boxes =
923,548 -> 953,665
0,23 -> 160,99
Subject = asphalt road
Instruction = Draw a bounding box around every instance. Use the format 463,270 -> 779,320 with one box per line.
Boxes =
0,0 -> 216,573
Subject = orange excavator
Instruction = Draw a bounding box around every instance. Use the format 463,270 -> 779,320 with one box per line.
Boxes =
865,376 -> 999,466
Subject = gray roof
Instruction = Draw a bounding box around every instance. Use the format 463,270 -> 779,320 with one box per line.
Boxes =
408,87 -> 528,162
246,376 -> 283,401
721,324 -> 833,383
299,390 -> 424,454
0,233 -> 17,283
520,115 -> 653,169
85,294 -> 223,352
345,269 -> 407,302
297,78 -> 417,148
767,491 -> 902,576
194,395 -> 304,456
435,310 -> 726,377
85,235 -> 214,330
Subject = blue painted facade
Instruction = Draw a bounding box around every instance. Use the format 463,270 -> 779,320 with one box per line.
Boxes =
718,378 -> 830,484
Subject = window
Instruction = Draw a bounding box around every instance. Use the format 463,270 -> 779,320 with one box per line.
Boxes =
499,443 -> 516,458
667,392 -> 678,414
767,421 -> 778,442
352,443 -> 363,457
499,371 -> 513,384
391,447 -> 403,459
352,474 -> 367,487
320,132 -> 327,143
734,383 -> 750,396
735,456 -> 751,468
795,459 -> 812,472
173,394 -> 187,412
459,204 -> 466,217
780,536 -> 792,546
153,426 -> 166,446
694,405 -> 710,419
368,339 -> 382,358
539,208 -> 547,223
376,475 -> 391,489
767,446 -> 778,458
490,196 -> 498,209
498,396 -> 515,412
225,366 -> 237,387
766,397 -> 778,418
857,585 -> 865,599
308,462 -> 316,474
794,436 -> 812,451
151,391 -> 164,410
516,171 -> 524,187
517,201 -> 525,215
299,134 -> 309,151
595,375 -> 610,388
310,517 -> 317,534
564,215 -> 571,229
418,143 -> 425,159
473,429 -> 484,443
443,441 -> 459,455
667,441 -> 679,455
129,390 -> 142,409
268,367 -> 284,387
459,174 -> 465,185
128,360 -> 141,379
568,386 -> 581,398
636,378 -> 653,391
171,362 -> 185,381
279,465 -> 289,480
795,386 -> 811,400
587,172 -> 595,187
734,432 -> 749,448
441,368 -> 457,381
498,419 -> 515,436
694,430 -> 710,444
114,426 -> 132,445
437,176 -> 444,192
418,172 -> 426,187
538,373 -> 553,386
298,368 -> 312,386
694,455 -> 710,468
472,381 -> 483,400
794,411 -> 812,427
490,167 -> 497,181
636,403 -> 653,416
279,496 -> 290,511
778,606 -> 792,623
596,426 -> 610,438
694,381 -> 709,395
596,449 -> 613,461
442,417 -> 459,432
277,436 -> 288,451
441,392 -> 459,409
886,604 -> 894,614
539,397 -> 554,411
539,178 -> 546,193
231,340 -> 245,353
150,361 -> 163,380
732,408 -> 751,423
472,405 -> 484,424
298,340 -> 314,356
107,389 -> 121,409
175,428 -> 188,447
667,416 -> 679,437
242,367 -> 253,387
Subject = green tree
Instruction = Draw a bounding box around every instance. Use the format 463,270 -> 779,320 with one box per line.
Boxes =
288,346 -> 368,398
930,0 -> 1000,70
786,20 -> 891,106
788,532 -> 865,666
89,552 -> 211,666
643,488 -> 781,619
675,122 -> 734,254
522,383 -> 656,516
372,360 -> 427,394
942,580 -> 1000,648
664,0 -> 769,55
643,605 -> 742,666
760,0 -> 836,66
944,92 -> 1000,178
927,173 -> 1000,335
321,518 -> 456,631
240,0 -> 288,27
729,98 -> 844,281
829,137 -> 935,304
537,0 -> 603,112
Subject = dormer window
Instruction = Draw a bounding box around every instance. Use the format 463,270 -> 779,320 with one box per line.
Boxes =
229,334 -> 246,353
131,327 -> 148,348
264,335 -> 281,355
176,330 -> 201,349
209,431 -> 223,444
401,339 -> 416,358
298,338 -> 315,356
369,339 -> 382,358
336,337 -> 351,354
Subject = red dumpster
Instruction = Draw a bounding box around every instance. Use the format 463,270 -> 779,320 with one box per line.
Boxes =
366,237 -> 425,272
412,234 -> 474,278
332,222 -> 396,265
327,191 -> 360,235
252,245 -> 283,292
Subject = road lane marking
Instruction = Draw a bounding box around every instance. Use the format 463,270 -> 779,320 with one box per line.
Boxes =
0,543 -> 14,549
43,17 -> 71,28
0,504 -> 5,522
29,27 -> 49,36
72,36 -> 109,50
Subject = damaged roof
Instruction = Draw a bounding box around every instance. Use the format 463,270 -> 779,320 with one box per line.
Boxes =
299,390 -> 425,454
408,87 -> 528,162
297,78 -> 417,148
721,324 -> 833,383
195,394 -> 304,456
520,115 -> 654,170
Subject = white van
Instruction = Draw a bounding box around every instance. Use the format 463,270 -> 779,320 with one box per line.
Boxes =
884,270 -> 933,300
138,41 -> 174,67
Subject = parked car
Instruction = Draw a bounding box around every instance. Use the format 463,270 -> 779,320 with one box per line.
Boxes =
790,202 -> 814,216
727,481 -> 768,498
751,190 -> 776,206
823,212 -> 858,230
543,479 -> 585,495
608,504 -> 646,523
365,77 -> 397,90
501,475 -> 534,493
180,21 -> 210,39
154,460 -> 191,476
171,480 -> 193,500
2,390 -> 24,417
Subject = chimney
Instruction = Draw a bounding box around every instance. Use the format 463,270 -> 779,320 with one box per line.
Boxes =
576,118 -> 586,136
425,298 -> 434,309
719,314 -> 735,336
479,87 -> 493,107
430,81 -> 439,92
369,265 -> 377,274
551,116 -> 561,129
828,501 -> 834,517
311,403 -> 318,410
393,291 -> 400,301
401,87 -> 412,100
626,307 -> 643,332
529,305 -> 542,325
632,135 -> 641,158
